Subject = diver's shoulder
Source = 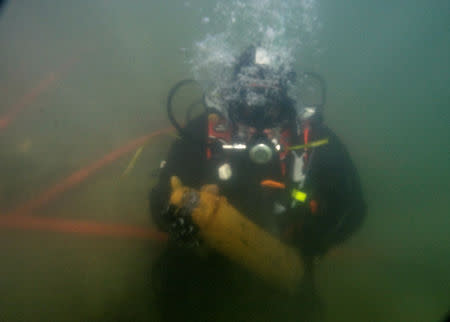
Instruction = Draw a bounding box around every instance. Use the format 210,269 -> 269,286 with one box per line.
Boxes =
185,113 -> 208,130
313,123 -> 350,157
314,123 -> 340,142
182,113 -> 208,140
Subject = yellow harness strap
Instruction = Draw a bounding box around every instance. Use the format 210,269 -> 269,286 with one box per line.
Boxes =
287,138 -> 329,151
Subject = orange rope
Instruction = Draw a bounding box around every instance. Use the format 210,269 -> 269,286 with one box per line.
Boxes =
0,46 -> 93,132
0,214 -> 168,242
0,213 -> 375,261
6,127 -> 173,217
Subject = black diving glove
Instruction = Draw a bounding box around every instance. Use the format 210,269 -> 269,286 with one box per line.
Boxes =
162,190 -> 201,247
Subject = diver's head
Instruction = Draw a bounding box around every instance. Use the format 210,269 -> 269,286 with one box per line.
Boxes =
224,46 -> 296,131
203,46 -> 297,165
204,46 -> 327,132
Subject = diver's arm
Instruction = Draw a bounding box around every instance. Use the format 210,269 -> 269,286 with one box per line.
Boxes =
149,153 -> 174,231
296,132 -> 367,257
326,154 -> 367,245
149,114 -> 208,231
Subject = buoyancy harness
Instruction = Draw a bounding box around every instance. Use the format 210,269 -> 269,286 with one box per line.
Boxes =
206,108 -> 329,217
165,71 -> 328,216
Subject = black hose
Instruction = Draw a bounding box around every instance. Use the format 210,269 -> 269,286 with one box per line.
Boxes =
185,99 -> 205,123
300,72 -> 327,109
167,79 -> 202,139
167,73 -> 326,139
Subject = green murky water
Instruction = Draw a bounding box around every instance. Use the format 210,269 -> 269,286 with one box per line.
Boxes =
0,1 -> 448,321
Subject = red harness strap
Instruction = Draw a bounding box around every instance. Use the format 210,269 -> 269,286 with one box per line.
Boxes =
303,125 -> 310,162
207,114 -> 232,160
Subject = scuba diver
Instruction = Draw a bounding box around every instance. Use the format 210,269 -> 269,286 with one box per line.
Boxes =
149,46 -> 367,322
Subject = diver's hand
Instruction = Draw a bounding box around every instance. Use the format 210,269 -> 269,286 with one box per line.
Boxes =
164,176 -> 201,247
163,204 -> 200,246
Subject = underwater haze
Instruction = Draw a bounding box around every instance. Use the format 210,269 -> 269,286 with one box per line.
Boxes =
0,0 -> 449,321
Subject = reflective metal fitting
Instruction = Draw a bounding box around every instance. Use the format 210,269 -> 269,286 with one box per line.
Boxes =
249,143 -> 273,164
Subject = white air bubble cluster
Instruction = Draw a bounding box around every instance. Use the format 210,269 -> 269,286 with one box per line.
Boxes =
189,0 -> 320,103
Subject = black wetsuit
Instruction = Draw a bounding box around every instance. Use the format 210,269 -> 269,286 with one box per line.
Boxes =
149,113 -> 366,322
